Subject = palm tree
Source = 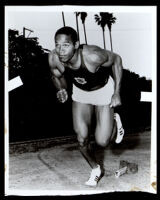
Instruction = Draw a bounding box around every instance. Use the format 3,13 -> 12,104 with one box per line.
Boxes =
105,13 -> 116,52
95,13 -> 107,49
75,12 -> 80,43
62,12 -> 66,27
79,12 -> 88,44
94,12 -> 116,51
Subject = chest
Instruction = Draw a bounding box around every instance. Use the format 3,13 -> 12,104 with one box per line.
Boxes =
67,65 -> 110,83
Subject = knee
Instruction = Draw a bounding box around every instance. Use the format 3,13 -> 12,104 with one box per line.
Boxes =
73,125 -> 88,146
96,138 -> 110,148
78,136 -> 88,148
77,135 -> 89,153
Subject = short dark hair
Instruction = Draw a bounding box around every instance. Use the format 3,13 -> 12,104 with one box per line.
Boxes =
55,26 -> 78,44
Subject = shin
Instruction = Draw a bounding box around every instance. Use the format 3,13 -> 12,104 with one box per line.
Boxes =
78,138 -> 98,169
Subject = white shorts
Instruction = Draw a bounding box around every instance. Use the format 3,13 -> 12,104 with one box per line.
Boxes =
72,76 -> 114,105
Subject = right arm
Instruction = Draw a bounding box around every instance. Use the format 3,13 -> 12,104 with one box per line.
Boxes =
48,51 -> 68,103
51,70 -> 67,91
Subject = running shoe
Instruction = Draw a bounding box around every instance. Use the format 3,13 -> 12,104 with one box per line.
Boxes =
114,113 -> 125,144
85,165 -> 101,186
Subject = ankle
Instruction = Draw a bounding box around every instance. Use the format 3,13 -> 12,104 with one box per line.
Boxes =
92,164 -> 100,170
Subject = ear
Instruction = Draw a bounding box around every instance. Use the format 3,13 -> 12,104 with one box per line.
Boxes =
74,41 -> 80,49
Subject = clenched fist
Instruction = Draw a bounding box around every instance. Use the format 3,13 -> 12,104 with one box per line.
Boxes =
56,89 -> 68,103
110,93 -> 122,108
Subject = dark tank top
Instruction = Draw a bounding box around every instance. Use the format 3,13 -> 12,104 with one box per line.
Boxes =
66,45 -> 112,91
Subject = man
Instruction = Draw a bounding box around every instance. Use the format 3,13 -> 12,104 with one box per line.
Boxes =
48,26 -> 124,186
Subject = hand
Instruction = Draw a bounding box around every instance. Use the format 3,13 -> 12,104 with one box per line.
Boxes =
110,93 -> 122,108
56,89 -> 68,103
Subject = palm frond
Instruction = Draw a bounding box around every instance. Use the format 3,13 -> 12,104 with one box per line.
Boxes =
94,14 -> 100,23
94,14 -> 99,18
80,12 -> 87,24
74,12 -> 81,16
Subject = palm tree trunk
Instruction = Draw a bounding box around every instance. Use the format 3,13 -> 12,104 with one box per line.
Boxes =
62,12 -> 65,27
83,23 -> 87,44
102,30 -> 106,49
109,30 -> 113,52
75,13 -> 80,43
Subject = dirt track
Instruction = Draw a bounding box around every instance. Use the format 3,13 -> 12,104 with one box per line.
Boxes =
8,130 -> 153,195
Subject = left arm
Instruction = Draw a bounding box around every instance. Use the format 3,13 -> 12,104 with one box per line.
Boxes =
90,46 -> 123,107
85,45 -> 123,107
110,55 -> 123,107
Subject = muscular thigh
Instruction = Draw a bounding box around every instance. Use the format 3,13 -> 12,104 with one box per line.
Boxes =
95,105 -> 114,145
72,101 -> 93,141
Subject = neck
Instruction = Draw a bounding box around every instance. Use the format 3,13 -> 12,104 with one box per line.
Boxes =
67,49 -> 81,70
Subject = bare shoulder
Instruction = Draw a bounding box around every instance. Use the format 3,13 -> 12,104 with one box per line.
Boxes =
83,44 -> 112,65
48,49 -> 65,73
48,49 -> 58,68
83,45 -> 121,67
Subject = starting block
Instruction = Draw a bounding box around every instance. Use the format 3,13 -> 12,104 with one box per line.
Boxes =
115,160 -> 138,178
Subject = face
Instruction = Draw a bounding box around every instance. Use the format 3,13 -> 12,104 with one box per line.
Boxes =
55,34 -> 78,63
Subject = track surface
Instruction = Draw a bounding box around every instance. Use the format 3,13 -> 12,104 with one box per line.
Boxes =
8,131 -> 153,195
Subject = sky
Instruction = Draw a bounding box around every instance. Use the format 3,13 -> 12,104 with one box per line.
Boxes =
5,6 -> 156,79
